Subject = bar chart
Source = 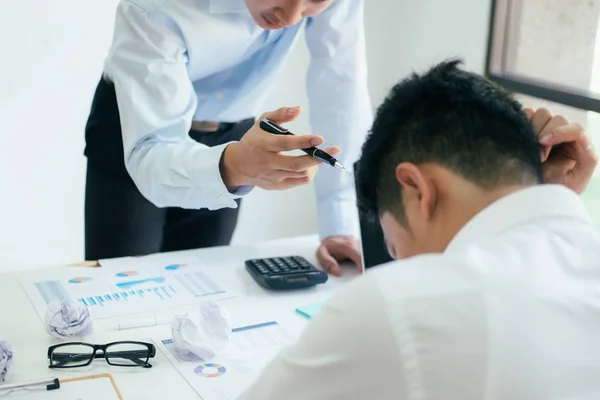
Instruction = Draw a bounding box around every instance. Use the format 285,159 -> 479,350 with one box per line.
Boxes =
175,271 -> 225,297
23,259 -> 234,320
78,285 -> 178,307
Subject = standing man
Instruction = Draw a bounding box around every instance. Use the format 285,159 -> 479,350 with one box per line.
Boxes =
84,0 -> 372,272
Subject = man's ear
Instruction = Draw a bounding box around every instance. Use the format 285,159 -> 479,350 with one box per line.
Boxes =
395,163 -> 436,222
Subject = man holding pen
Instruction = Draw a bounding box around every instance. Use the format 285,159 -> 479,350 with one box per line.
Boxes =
84,0 -> 371,272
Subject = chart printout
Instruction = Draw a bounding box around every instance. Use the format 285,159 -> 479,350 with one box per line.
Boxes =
154,321 -> 296,400
21,255 -> 235,320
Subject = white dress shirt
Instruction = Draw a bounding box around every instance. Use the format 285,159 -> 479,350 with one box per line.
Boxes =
103,0 -> 372,240
241,185 -> 600,399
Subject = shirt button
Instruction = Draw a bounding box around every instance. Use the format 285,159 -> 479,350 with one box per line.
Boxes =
216,92 -> 224,100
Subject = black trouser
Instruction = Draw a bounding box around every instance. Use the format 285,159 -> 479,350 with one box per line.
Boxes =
83,77 -> 254,260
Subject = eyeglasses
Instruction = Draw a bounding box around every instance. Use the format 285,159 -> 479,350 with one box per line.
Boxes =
47,341 -> 156,369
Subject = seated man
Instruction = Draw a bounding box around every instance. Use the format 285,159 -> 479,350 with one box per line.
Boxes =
240,60 -> 600,399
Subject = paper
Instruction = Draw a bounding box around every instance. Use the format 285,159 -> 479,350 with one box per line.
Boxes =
171,301 -> 232,360
21,255 -> 236,320
45,299 -> 93,339
295,299 -> 328,319
154,321 -> 295,400
0,374 -> 121,399
0,341 -> 14,384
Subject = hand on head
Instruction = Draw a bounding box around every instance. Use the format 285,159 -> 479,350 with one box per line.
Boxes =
220,106 -> 340,191
526,107 -> 598,194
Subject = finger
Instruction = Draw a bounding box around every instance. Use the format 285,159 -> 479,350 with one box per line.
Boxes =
530,107 -> 553,137
261,106 -> 302,125
543,157 -> 577,184
264,133 -> 324,152
343,244 -> 363,273
537,115 -> 570,142
316,246 -> 341,276
274,154 -> 322,172
275,175 -> 315,190
273,169 -> 313,179
570,132 -> 598,177
539,122 -> 586,146
539,144 -> 551,163
523,107 -> 535,120
321,146 -> 342,159
268,166 -> 316,181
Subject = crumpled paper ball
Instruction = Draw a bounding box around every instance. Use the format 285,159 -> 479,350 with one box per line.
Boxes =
0,341 -> 14,384
45,299 -> 94,339
171,301 -> 232,360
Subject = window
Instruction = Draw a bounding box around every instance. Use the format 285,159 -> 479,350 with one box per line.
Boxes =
486,0 -> 600,225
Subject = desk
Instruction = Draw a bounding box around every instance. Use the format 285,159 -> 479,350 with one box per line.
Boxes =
0,235 -> 357,399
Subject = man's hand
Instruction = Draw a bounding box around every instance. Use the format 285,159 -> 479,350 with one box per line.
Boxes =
525,107 -> 598,194
316,236 -> 363,276
220,106 -> 341,191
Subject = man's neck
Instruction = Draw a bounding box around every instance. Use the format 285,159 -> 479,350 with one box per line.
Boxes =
438,183 -> 535,252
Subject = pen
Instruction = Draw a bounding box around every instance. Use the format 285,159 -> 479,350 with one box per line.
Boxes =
0,377 -> 60,391
259,118 -> 345,169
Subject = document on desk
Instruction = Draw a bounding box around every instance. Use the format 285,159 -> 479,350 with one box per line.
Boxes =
0,374 -> 122,399
20,255 -> 236,320
153,321 -> 296,400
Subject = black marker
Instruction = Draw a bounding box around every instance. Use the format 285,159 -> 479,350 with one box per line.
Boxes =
259,118 -> 345,169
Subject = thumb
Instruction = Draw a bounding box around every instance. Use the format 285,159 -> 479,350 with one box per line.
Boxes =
316,246 -> 341,277
262,106 -> 302,124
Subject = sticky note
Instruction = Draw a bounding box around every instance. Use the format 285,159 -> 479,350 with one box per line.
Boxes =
295,300 -> 328,319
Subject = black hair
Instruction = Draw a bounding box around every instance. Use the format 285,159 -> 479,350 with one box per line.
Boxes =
356,59 -> 542,224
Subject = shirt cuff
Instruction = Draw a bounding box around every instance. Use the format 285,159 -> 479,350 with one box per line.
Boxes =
316,196 -> 360,241
230,185 -> 254,198
184,142 -> 251,210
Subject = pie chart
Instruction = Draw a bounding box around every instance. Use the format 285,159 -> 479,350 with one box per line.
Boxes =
68,277 -> 93,284
165,264 -> 188,271
194,363 -> 226,378
116,270 -> 139,277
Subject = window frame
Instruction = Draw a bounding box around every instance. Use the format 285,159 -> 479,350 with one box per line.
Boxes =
485,0 -> 600,113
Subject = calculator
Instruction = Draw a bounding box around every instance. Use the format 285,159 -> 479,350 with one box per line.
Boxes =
245,256 -> 328,290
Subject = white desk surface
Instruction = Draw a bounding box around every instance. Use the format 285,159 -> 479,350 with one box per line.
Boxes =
0,234 -> 358,399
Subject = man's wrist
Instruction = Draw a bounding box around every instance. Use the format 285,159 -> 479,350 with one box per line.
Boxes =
220,142 -> 246,190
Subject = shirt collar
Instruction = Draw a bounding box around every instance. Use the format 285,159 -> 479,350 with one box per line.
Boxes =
209,0 -> 247,13
445,184 -> 594,253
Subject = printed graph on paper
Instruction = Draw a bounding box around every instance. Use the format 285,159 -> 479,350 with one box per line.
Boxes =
154,321 -> 296,400
21,255 -> 236,320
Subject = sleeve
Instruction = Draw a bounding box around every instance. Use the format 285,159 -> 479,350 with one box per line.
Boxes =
239,275 -> 406,399
304,0 -> 373,240
104,1 -> 250,211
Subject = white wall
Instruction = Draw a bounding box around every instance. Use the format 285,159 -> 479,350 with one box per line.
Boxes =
0,0 -> 120,271
0,0 -> 491,271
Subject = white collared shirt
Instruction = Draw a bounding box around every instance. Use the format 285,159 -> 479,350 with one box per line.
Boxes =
104,0 -> 372,240
241,185 -> 600,399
